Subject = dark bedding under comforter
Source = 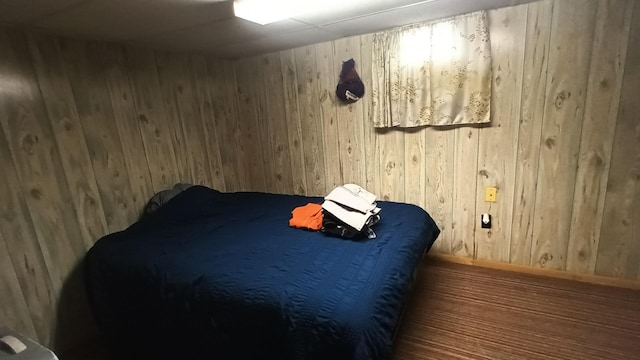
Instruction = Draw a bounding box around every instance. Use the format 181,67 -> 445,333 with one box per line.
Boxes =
85,186 -> 439,360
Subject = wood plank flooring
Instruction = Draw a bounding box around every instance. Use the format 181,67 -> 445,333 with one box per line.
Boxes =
393,261 -> 640,360
64,260 -> 640,360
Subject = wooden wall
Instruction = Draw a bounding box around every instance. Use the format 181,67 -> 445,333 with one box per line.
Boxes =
0,0 -> 639,354
233,0 -> 640,277
0,30 -> 241,352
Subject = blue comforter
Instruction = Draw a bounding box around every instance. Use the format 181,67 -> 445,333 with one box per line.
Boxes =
85,186 -> 439,360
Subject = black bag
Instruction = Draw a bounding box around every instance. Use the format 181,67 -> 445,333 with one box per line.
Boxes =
336,59 -> 365,104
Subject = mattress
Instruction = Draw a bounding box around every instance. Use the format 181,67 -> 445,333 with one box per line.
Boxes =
85,186 -> 440,360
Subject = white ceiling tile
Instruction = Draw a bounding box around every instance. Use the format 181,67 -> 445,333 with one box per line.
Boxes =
138,18 -> 311,52
291,0 -> 431,26
33,0 -> 234,40
1,0 -> 535,58
213,27 -> 339,59
0,0 -> 85,23
322,0 -> 533,36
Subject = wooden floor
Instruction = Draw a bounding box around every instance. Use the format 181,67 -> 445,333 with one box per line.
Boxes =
393,261 -> 640,360
65,261 -> 640,360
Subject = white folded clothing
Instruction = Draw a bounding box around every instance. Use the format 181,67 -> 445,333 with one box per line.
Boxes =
343,184 -> 377,204
325,186 -> 377,214
322,200 -> 374,231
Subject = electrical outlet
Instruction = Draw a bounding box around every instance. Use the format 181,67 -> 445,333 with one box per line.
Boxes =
485,187 -> 497,202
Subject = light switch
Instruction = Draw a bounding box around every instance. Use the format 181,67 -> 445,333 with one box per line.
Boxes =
485,187 -> 497,202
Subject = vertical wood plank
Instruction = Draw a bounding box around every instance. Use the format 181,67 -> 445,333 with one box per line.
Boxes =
404,128 -> 426,209
0,31 -> 101,351
0,231 -> 38,340
27,32 -> 108,249
596,2 -> 640,279
531,0 -> 598,270
424,128 -> 455,254
566,0 -> 633,274
171,53 -> 211,185
155,51 -> 192,183
177,54 -> 214,186
262,52 -> 294,194
475,6 -> 527,262
206,58 -> 242,192
191,55 -> 226,191
59,38 -> 137,232
294,45 -> 326,196
158,52 -> 213,186
98,42 -> 154,213
125,46 -> 179,192
0,30 -> 82,294
510,0 -> 554,265
451,127 -> 479,257
0,124 -> 55,344
315,41 -> 342,192
251,55 -> 275,193
252,56 -> 273,193
359,34 -> 381,197
280,49 -> 308,195
379,129 -> 405,202
334,37 -> 366,187
234,57 -> 268,192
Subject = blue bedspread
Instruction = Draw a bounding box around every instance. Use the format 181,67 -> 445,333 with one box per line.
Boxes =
85,186 -> 439,360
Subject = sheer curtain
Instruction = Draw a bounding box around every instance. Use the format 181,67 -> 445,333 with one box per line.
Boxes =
371,11 -> 492,128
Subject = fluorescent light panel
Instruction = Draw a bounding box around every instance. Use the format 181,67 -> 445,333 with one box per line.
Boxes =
234,0 -> 353,25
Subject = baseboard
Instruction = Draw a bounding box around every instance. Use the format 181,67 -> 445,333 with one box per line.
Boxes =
426,254 -> 640,291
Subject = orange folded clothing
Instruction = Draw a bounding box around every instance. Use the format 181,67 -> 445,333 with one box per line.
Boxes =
289,203 -> 323,231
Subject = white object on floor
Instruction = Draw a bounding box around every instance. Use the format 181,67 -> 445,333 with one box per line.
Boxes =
0,336 -> 27,354
0,327 -> 58,360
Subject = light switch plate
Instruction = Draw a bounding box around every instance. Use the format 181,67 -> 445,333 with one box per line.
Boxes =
481,214 -> 492,229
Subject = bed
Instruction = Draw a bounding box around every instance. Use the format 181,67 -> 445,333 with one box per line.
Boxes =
85,186 -> 440,360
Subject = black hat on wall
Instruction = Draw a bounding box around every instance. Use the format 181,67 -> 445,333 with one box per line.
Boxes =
336,58 -> 364,104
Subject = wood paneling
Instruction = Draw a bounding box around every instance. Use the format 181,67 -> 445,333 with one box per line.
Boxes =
61,39 -> 138,231
226,0 -> 638,276
261,52 -> 294,194
125,47 -> 179,192
510,0 -> 554,266
0,124 -> 56,345
293,45 -> 326,196
98,42 -> 154,209
0,30 -> 81,299
596,1 -> 640,280
359,34 -> 381,198
1,0 -> 639,355
451,127 -> 479,257
423,128 -> 454,254
234,57 -> 267,192
566,0 -> 633,274
531,0 -> 599,270
205,58 -> 241,192
280,49 -> 307,195
191,55 -> 226,191
155,51 -> 189,183
28,32 -> 108,251
0,29 -> 240,353
334,37 -> 366,187
474,5 -> 526,262
0,230 -> 38,340
315,41 -> 342,191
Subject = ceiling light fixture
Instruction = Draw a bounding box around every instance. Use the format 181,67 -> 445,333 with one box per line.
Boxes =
233,0 -> 300,25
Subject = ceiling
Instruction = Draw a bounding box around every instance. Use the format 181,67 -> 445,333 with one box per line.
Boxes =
0,0 -> 535,59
